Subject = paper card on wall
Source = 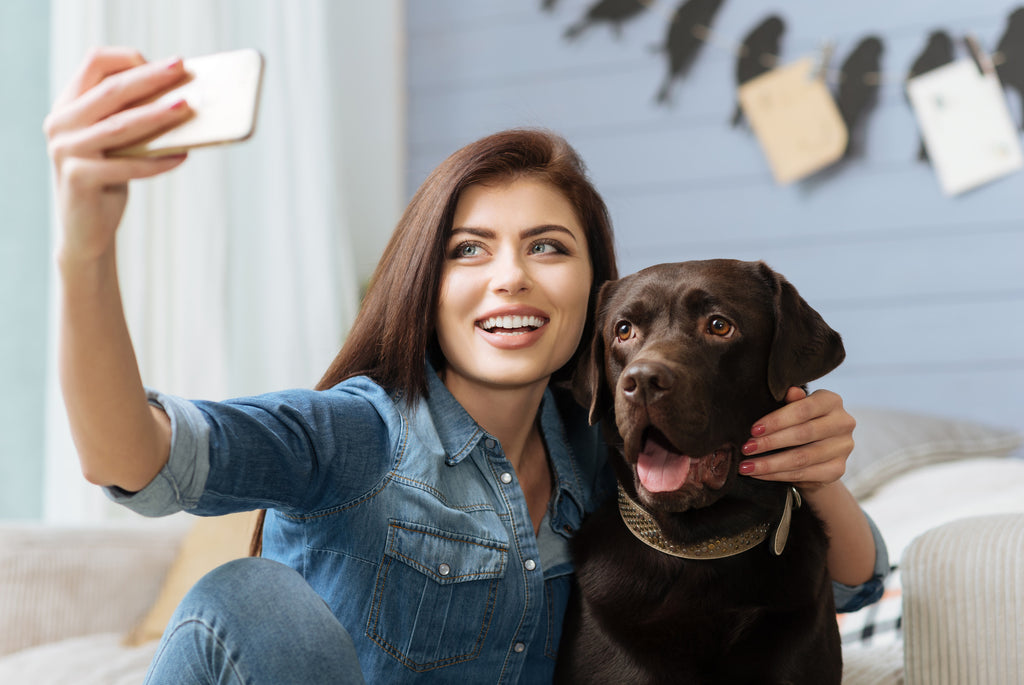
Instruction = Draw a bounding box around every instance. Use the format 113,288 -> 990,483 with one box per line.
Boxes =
906,58 -> 1023,196
737,57 -> 848,185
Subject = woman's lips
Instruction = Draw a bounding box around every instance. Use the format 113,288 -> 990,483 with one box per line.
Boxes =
477,314 -> 547,333
474,312 -> 549,349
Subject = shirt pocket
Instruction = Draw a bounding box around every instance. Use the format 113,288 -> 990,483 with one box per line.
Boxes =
367,519 -> 509,671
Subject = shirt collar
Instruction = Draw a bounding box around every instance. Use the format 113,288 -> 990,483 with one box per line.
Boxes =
537,387 -> 594,533
422,360 -> 591,525
424,360 -> 486,466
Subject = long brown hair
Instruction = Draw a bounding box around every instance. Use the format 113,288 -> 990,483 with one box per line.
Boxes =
250,129 -> 618,555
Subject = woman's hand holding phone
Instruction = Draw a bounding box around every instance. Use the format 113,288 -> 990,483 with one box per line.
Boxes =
44,47 -> 195,262
44,47 -> 264,263
41,48 -> 259,493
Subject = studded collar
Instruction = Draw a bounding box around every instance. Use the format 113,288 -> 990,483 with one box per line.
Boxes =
617,485 -> 802,560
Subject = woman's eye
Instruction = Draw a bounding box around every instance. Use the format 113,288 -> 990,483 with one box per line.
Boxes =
453,243 -> 482,258
530,241 -> 564,255
615,321 -> 633,341
707,316 -> 735,338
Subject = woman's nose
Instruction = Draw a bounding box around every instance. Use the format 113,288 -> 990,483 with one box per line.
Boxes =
490,252 -> 532,294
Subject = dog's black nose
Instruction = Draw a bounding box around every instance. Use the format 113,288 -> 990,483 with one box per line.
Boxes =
621,361 -> 674,405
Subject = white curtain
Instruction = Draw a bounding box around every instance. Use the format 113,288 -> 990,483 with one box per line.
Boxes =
44,0 -> 368,523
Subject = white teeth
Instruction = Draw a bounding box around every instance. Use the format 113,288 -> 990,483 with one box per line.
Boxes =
480,315 -> 546,333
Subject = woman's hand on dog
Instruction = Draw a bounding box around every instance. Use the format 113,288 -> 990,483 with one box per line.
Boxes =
739,389 -> 878,585
737,387 -> 855,492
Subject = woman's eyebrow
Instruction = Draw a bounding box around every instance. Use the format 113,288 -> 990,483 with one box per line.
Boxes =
521,224 -> 578,242
448,224 -> 579,242
449,226 -> 494,239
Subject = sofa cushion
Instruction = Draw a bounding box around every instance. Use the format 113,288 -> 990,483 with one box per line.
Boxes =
843,407 -> 1022,500
902,513 -> 1024,685
838,456 -> 1024,684
0,523 -> 185,657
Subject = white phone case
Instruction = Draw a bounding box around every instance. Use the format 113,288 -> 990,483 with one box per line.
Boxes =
110,48 -> 264,157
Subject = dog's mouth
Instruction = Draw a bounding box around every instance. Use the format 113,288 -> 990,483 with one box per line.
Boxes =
635,428 -> 732,494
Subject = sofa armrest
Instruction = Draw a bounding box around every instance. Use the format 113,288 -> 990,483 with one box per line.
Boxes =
902,513 -> 1024,685
0,521 -> 187,656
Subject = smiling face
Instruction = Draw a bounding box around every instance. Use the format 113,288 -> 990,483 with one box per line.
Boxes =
436,177 -> 593,401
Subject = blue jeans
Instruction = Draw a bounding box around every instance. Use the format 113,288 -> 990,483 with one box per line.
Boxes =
145,558 -> 366,684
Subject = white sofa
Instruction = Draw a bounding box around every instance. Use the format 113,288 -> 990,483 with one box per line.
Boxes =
1,408 -> 1021,684
841,462 -> 1024,684
0,511 -> 256,684
0,522 -> 184,684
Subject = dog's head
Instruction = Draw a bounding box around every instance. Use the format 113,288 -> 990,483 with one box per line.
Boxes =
574,260 -> 844,513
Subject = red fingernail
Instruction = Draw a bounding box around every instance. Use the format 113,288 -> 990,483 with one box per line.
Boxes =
165,56 -> 183,70
168,98 -> 189,110
751,424 -> 766,437
739,462 -> 755,475
742,441 -> 758,455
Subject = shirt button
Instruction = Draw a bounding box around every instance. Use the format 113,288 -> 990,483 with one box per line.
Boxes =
500,472 -> 513,484
524,559 -> 536,571
437,563 -> 451,576
484,438 -> 497,449
513,642 -> 526,653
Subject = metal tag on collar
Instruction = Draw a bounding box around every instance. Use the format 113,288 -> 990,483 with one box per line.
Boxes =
771,487 -> 802,556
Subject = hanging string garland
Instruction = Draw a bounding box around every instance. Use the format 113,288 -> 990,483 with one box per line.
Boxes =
546,0 -> 1023,105
544,0 -> 1024,184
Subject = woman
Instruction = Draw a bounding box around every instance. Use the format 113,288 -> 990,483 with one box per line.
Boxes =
45,49 -> 887,684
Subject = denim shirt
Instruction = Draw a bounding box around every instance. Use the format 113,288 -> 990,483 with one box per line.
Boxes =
107,363 -> 888,683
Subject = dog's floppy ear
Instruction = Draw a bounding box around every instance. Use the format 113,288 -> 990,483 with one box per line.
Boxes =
760,262 -> 846,401
572,280 -> 617,425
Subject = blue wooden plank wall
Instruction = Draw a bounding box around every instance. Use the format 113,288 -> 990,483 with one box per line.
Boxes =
404,0 -> 1024,428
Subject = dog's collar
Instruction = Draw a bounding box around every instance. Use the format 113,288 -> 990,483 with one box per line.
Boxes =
617,485 -> 802,560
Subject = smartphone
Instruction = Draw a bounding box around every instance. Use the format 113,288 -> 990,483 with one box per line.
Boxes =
110,48 -> 264,157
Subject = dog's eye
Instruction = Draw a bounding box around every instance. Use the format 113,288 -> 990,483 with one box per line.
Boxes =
615,321 -> 634,341
707,316 -> 735,338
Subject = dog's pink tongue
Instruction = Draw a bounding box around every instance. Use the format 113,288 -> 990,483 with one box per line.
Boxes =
637,439 -> 691,493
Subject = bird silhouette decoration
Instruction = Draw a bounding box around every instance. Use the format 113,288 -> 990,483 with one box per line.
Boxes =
905,30 -> 955,161
731,14 -> 786,126
995,6 -> 1024,130
564,0 -> 651,40
540,5 -> 1022,183
654,0 -> 727,104
835,36 -> 884,158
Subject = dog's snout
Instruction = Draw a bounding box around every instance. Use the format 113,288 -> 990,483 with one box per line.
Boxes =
621,361 -> 675,405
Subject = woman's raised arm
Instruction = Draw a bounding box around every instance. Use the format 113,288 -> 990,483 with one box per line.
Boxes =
45,48 -> 194,490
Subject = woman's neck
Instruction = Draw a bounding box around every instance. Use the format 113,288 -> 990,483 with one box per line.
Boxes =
442,374 -> 548,472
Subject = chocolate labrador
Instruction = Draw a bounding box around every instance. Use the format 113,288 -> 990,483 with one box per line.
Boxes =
556,260 -> 845,684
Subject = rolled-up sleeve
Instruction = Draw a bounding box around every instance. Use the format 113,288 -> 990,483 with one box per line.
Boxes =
103,389 -> 211,517
832,511 -> 890,613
